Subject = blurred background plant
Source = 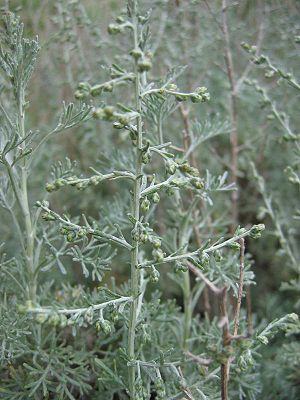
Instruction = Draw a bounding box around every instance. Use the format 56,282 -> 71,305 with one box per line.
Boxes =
0,0 -> 299,399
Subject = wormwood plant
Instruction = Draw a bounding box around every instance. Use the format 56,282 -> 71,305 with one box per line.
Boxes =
0,1 -> 299,400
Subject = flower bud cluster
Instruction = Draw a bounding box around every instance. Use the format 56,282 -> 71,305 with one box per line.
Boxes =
140,192 -> 160,212
107,15 -> 132,35
249,224 -> 265,239
46,175 -> 102,193
174,261 -> 188,273
96,318 -> 112,335
93,106 -> 137,130
60,225 -> 87,243
158,84 -> 210,103
149,265 -> 160,283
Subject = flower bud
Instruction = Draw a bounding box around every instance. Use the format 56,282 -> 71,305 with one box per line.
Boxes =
137,57 -> 152,72
90,86 -> 102,97
166,159 -> 177,175
190,177 -> 204,189
149,265 -> 160,283
130,48 -> 143,60
249,224 -> 265,239
41,212 -> 56,222
227,241 -> 240,251
46,183 -> 56,192
107,23 -> 121,34
152,248 -> 164,262
174,261 -> 188,273
103,83 -> 113,92
141,151 -> 151,164
150,236 -> 161,248
151,192 -> 160,204
96,319 -> 112,335
166,83 -> 178,91
141,197 -> 150,212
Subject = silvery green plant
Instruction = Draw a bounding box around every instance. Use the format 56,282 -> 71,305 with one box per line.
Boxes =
0,2 -> 299,400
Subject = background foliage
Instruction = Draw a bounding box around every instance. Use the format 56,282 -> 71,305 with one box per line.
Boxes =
0,0 -> 299,399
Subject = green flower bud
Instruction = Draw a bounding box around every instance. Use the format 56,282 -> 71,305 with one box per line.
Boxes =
141,152 -> 151,164
214,250 -> 223,262
190,94 -> 203,103
48,313 -> 60,327
166,159 -> 177,175
140,232 -> 149,243
130,48 -> 143,60
117,115 -> 130,126
46,183 -> 56,192
151,237 -> 161,248
92,108 -> 105,119
228,241 -> 241,251
190,177 -> 204,189
141,197 -> 150,212
90,86 -> 102,97
179,162 -> 199,177
41,212 -> 56,222
152,248 -> 164,262
84,308 -> 94,324
257,335 -> 269,345
74,90 -> 85,100
103,83 -> 113,92
67,232 -> 76,243
137,57 -> 152,72
265,70 -> 275,79
35,313 -> 48,324
151,192 -> 160,204
107,23 -> 121,34
55,178 -> 65,188
59,314 -> 68,328
116,16 -> 125,23
174,261 -> 188,273
77,81 -> 91,93
150,265 -> 160,283
199,253 -> 210,268
103,106 -> 115,119
166,83 -> 178,91
17,304 -> 27,314
166,187 -> 175,196
96,319 -> 112,335
249,224 -> 265,239
175,94 -> 186,102
240,41 -> 251,51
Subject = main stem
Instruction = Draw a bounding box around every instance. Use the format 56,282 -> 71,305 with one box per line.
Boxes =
221,0 -> 238,234
18,88 -> 36,303
128,4 -> 142,399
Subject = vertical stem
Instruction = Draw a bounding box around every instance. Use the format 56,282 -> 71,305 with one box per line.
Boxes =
18,88 -> 36,303
128,2 -> 142,398
221,0 -> 238,233
178,104 -> 192,350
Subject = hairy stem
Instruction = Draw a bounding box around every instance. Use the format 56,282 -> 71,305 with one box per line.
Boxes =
128,3 -> 143,398
18,87 -> 36,302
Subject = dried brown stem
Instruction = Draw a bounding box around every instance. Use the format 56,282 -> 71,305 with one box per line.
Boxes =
187,261 -> 221,295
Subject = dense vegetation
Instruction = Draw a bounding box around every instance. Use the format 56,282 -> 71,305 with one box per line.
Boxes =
0,1 -> 299,399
